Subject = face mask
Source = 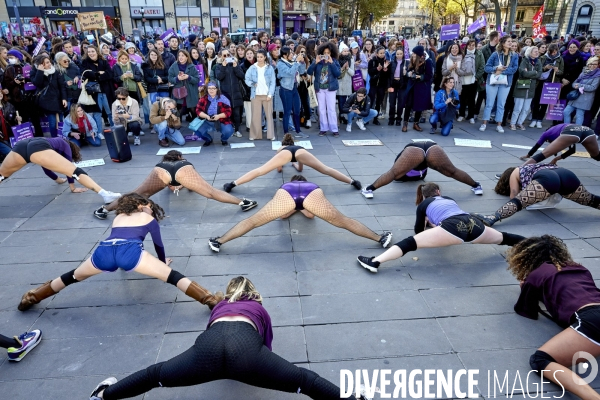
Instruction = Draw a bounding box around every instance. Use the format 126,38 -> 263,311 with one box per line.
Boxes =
8,58 -> 17,65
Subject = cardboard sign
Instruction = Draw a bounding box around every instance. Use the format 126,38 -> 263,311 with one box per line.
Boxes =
546,100 -> 566,121
230,143 -> 256,148
271,140 -> 313,150
74,159 -> 105,168
341,140 -> 383,146
454,138 -> 492,148
77,11 -> 106,31
156,146 -> 201,155
571,151 -> 591,158
539,82 -> 561,105
412,139 -> 435,143
9,122 -> 34,147
502,144 -> 544,151
160,28 -> 176,46
440,24 -> 461,40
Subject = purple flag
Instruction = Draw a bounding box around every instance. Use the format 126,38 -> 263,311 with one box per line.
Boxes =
467,16 -> 487,34
540,82 -> 562,105
440,24 -> 460,41
160,29 -> 176,46
129,54 -> 143,64
546,100 -> 566,121
195,64 -> 205,86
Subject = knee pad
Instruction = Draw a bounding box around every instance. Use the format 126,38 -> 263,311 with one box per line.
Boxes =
167,270 -> 185,286
72,167 -> 88,181
530,350 -> 556,372
60,269 -> 79,287
395,236 -> 418,255
531,152 -> 547,163
500,232 -> 525,246
508,198 -> 523,212
298,368 -> 319,395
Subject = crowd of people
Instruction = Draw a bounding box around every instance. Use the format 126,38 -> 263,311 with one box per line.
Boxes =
1,28 -> 600,400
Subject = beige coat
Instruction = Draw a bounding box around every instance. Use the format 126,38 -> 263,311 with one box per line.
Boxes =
111,96 -> 143,127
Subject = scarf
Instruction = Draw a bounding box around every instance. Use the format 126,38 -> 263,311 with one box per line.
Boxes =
42,65 -> 56,76
77,115 -> 92,135
578,66 -> 600,81
529,57 -> 538,67
338,54 -> 352,69
467,49 -> 475,56
544,52 -> 560,66
207,94 -> 219,115
178,63 -> 187,73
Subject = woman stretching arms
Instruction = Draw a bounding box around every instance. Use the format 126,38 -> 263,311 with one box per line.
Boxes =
522,123 -> 599,164
510,235 -> 600,400
223,133 -> 362,192
357,183 -> 524,272
89,276 -> 370,400
18,194 -> 222,312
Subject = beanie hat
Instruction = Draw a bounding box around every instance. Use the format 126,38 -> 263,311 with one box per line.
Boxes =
412,45 -> 425,57
189,34 -> 197,43
268,43 -> 278,52
7,49 -> 23,61
124,42 -> 136,51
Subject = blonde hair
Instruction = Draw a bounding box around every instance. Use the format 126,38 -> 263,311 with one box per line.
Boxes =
587,56 -> 599,66
225,276 -> 263,304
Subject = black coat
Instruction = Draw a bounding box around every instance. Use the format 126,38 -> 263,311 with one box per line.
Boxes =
81,57 -> 115,114
215,62 -> 245,107
142,62 -> 169,93
368,57 -> 390,87
388,58 -> 408,88
239,59 -> 253,102
61,61 -> 81,102
31,67 -> 67,113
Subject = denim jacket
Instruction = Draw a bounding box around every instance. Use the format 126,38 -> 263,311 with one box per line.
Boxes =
306,59 -> 342,92
276,59 -> 306,90
484,52 -> 519,87
61,112 -> 98,137
245,63 -> 276,99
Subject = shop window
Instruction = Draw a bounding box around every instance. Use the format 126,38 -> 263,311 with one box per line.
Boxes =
244,0 -> 255,7
5,0 -> 35,6
175,0 -> 201,6
45,0 -> 71,5
245,16 -> 257,28
211,0 -> 227,7
264,16 -> 271,30
81,0 -> 118,6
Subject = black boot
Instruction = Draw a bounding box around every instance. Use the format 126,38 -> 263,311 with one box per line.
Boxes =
373,118 -> 381,126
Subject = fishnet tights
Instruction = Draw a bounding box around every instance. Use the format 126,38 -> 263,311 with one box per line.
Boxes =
563,185 -> 600,209
176,166 -> 241,205
426,146 -> 478,187
496,181 -> 550,219
218,189 -> 381,244
105,168 -> 169,211
371,147 -> 425,189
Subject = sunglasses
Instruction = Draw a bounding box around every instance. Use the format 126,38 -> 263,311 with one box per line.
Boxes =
118,97 -> 127,100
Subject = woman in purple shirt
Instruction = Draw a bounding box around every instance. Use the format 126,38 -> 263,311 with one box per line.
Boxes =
17,193 -> 222,312
89,276 -> 370,400
209,175 -> 392,252
0,137 -> 121,203
509,235 -> 600,399
522,123 -> 600,164
357,182 -> 524,272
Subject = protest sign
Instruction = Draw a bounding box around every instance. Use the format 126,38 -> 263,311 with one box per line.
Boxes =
546,100 -> 566,120
440,24 -> 460,40
454,138 -> 492,148
540,82 -> 561,105
342,140 -> 383,146
9,123 -> 34,147
468,16 -> 486,34
160,29 -> 176,45
156,146 -> 201,155
77,11 -> 106,31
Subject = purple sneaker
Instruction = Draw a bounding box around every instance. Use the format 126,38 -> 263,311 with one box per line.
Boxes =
7,329 -> 42,362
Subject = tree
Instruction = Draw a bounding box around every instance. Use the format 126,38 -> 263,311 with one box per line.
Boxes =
489,0 -> 502,31
356,0 -> 396,29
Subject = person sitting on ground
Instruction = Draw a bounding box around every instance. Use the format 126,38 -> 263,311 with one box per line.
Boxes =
149,97 -> 185,147
62,103 -> 101,147
111,87 -> 144,146
341,88 -> 378,132
194,81 -> 234,146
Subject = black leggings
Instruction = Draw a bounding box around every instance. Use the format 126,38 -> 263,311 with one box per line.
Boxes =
368,85 -> 386,114
0,333 -> 18,349
102,322 -> 355,400
533,168 -> 581,195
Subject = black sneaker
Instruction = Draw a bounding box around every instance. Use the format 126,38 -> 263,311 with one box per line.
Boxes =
90,377 -> 118,400
93,206 -> 108,220
472,212 -> 499,227
240,198 -> 258,212
208,238 -> 221,252
350,180 -> 362,190
223,182 -> 236,192
221,141 -> 228,146
357,256 -> 380,273
378,232 -> 392,248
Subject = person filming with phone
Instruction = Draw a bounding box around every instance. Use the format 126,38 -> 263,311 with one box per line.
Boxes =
341,87 -> 378,132
193,81 -> 235,146
215,49 -> 246,139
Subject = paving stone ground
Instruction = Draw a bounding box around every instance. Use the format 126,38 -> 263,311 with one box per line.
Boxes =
1,115 -> 599,399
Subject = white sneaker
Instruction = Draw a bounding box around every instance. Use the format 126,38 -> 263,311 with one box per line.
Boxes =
496,125 -> 504,133
306,120 -> 311,128
97,132 -> 105,140
249,137 -> 254,141
233,131 -> 242,138
128,132 -> 133,137
90,377 -> 118,400
139,131 -> 145,136
457,116 -> 464,122
536,121 -> 542,129
361,188 -> 374,199
346,124 -> 352,132
356,119 -> 366,130
99,190 -> 122,204
469,118 -> 475,124
529,120 -> 537,128
479,124 -> 487,131
134,136 -> 141,146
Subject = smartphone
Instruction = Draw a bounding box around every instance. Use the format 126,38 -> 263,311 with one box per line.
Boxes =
226,57 -> 235,63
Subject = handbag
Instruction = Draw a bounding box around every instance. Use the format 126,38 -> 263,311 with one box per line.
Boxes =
172,85 -> 188,99
566,89 -> 581,101
157,83 -> 171,92
238,79 -> 249,101
516,79 -> 531,89
308,83 -> 318,108
78,79 -> 96,105
85,81 -> 101,93
489,73 -> 508,86
137,81 -> 148,99
188,117 -> 204,131
438,103 -> 457,126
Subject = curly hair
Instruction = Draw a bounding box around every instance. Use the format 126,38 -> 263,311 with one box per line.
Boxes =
161,150 -> 183,162
506,235 -> 578,281
495,167 -> 516,196
67,140 -> 82,162
225,276 -> 263,304
114,193 -> 165,221
281,133 -> 295,146
316,42 -> 339,59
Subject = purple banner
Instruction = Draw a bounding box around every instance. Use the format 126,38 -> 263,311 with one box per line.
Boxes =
129,54 -> 143,64
540,82 -> 561,105
24,82 -> 36,91
73,46 -> 81,55
195,64 -> 205,86
22,64 -> 31,79
9,122 -> 34,147
160,28 -> 176,46
440,24 -> 461,41
468,16 -> 487,34
32,37 -> 45,56
352,70 -> 364,92
546,100 -> 566,120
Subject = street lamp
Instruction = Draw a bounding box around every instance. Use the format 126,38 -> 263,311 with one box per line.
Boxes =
140,7 -> 145,33
431,0 -> 436,31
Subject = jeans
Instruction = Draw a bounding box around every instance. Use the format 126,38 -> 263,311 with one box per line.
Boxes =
0,141 -> 11,157
279,86 -> 301,134
348,109 -> 378,124
156,120 -> 185,145
429,112 -> 453,136
46,112 -> 64,138
68,133 -> 102,147
97,93 -> 113,127
195,120 -> 234,143
563,104 -> 586,125
91,240 -> 144,272
511,98 -> 533,125
142,96 -> 151,125
149,92 -> 170,104
483,84 -> 510,123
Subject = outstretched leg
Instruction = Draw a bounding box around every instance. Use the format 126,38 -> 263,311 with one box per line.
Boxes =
0,152 -> 27,180
368,147 -> 425,190
303,189 -> 381,241
563,185 -> 600,209
105,168 -> 169,211
217,189 -> 296,244
229,152 -> 292,188
296,152 -> 353,184
30,150 -> 104,192
176,166 -> 242,205
426,145 -> 478,187
524,135 -> 578,164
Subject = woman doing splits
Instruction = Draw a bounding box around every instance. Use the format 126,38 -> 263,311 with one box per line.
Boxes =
209,175 -> 391,252
223,133 -> 362,193
94,151 -> 258,220
476,163 -> 600,226
1,329 -> 42,362
510,235 -> 600,400
18,194 -> 223,312
360,141 -> 483,199
357,183 -> 524,272
89,276 -> 370,400
522,123 -> 599,164
0,137 -> 121,203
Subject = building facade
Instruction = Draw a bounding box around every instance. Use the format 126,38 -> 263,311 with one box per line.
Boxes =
374,0 -> 426,36
276,0 -> 340,35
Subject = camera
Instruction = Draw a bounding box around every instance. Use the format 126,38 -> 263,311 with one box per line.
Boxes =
16,74 -> 24,81
116,105 -> 126,115
451,99 -> 459,106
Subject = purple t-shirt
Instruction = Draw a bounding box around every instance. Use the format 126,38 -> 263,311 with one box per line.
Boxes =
515,262 -> 600,327
208,299 -> 274,350
42,137 -> 75,184
105,220 -> 166,262
536,123 -> 571,145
